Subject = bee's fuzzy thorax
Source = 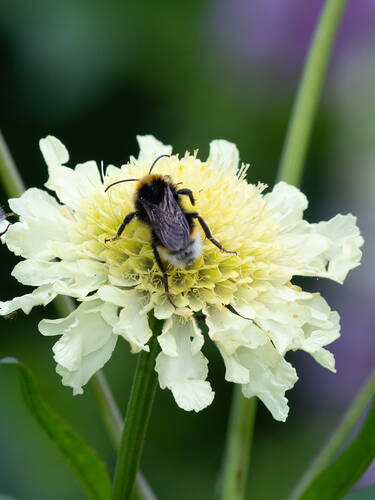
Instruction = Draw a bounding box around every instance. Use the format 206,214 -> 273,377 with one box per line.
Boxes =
136,174 -> 164,190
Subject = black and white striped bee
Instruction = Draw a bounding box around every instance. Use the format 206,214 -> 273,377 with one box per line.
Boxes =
104,155 -> 236,307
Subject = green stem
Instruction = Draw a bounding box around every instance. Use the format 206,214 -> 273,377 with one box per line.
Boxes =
90,370 -> 123,448
289,370 -> 375,500
219,389 -> 257,500
0,129 -> 156,500
0,131 -> 25,197
220,1 -> 349,498
277,0 -> 348,186
112,316 -> 161,500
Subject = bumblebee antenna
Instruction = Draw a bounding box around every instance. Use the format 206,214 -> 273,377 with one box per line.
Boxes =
149,154 -> 170,174
104,179 -> 139,192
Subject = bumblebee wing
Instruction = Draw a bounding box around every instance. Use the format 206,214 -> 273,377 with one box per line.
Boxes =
142,186 -> 190,251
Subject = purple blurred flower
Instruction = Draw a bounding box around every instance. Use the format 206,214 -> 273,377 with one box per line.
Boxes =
212,0 -> 375,72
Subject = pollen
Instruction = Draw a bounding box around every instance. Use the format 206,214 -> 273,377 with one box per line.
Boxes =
76,154 -> 282,313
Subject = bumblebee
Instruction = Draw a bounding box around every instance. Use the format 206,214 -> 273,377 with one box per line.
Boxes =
104,155 -> 236,307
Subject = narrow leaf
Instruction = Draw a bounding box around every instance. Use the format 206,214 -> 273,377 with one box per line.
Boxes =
300,399 -> 375,500
0,358 -> 111,500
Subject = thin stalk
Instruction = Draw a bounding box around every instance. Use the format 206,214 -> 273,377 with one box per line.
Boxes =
112,316 -> 161,500
277,0 -> 348,186
219,390 -> 257,500
0,129 -> 156,500
90,373 -> 157,500
0,131 -> 25,197
90,370 -> 123,448
289,370 -> 375,500
220,1 -> 349,498
219,389 -> 257,500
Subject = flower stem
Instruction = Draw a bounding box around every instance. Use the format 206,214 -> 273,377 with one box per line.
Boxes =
277,0 -> 348,186
219,389 -> 257,500
220,1 -> 349,498
0,129 -> 155,500
90,373 -> 157,500
0,131 -> 25,197
90,370 -> 123,448
112,315 -> 161,500
289,369 -> 375,499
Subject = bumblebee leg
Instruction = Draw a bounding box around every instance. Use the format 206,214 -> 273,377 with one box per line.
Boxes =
152,243 -> 177,308
105,211 -> 138,243
191,213 -> 237,254
0,212 -> 16,237
177,188 -> 195,205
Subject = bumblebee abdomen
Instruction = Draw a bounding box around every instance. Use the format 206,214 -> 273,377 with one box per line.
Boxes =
158,230 -> 202,268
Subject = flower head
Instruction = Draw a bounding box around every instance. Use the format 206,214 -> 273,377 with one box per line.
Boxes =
0,135 -> 363,421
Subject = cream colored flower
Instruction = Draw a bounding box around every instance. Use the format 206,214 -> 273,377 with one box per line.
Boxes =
0,135 -> 363,420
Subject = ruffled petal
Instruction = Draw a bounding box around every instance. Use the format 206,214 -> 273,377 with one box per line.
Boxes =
303,214 -> 363,283
238,341 -> 298,422
266,183 -> 363,283
39,135 -> 69,169
206,139 -> 240,174
12,259 -> 107,299
5,188 -> 72,260
205,306 -> 267,356
136,135 -> 172,163
40,136 -> 102,209
155,316 -> 214,412
98,285 -> 152,353
0,219 -> 10,242
38,300 -> 117,394
205,305 -> 268,385
0,285 -> 56,315
237,286 -> 340,371
264,182 -> 308,232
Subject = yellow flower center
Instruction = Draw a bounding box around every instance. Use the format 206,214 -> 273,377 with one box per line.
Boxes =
76,154 -> 283,311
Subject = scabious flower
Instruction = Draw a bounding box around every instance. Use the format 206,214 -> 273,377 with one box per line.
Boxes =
0,135 -> 363,421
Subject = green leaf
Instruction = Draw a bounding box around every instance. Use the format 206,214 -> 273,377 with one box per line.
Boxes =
344,486 -> 375,500
0,358 -> 111,500
299,399 -> 375,500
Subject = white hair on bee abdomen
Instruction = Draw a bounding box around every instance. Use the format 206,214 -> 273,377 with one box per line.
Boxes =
158,233 -> 202,268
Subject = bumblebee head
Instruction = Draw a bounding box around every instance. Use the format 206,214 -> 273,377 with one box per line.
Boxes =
104,154 -> 171,193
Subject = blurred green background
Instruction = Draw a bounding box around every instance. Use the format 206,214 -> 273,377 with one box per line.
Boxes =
1,1 -> 375,498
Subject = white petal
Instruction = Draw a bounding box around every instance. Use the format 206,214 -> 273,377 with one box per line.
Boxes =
238,341 -> 298,422
136,135 -> 172,163
40,136 -> 102,209
292,294 -> 340,372
0,285 -> 56,315
264,182 -> 308,232
312,214 -> 363,283
0,220 -> 10,242
157,318 -> 178,356
279,213 -> 363,283
39,300 -> 117,394
216,345 -> 250,384
5,188 -> 71,260
155,316 -> 214,412
39,136 -> 69,169
153,302 -> 175,320
248,287 -> 339,371
311,348 -> 336,372
12,259 -> 106,299
98,285 -> 151,353
207,139 -> 240,174
158,315 -> 204,357
205,306 -> 267,356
